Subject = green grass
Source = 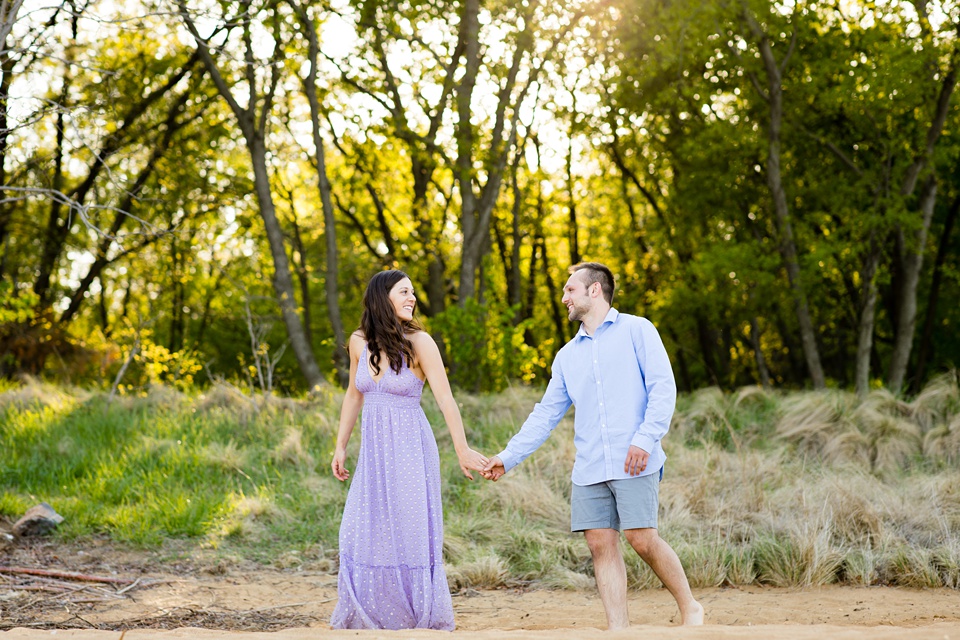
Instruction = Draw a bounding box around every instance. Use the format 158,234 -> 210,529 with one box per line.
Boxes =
2,373 -> 960,589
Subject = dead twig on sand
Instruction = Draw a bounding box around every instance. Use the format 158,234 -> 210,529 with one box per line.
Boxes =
0,566 -> 154,614
115,576 -> 143,595
0,566 -> 136,584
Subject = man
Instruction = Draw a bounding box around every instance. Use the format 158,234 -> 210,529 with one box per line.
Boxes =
482,262 -> 704,628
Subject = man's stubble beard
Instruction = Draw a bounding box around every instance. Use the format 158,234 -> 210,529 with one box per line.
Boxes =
567,300 -> 590,322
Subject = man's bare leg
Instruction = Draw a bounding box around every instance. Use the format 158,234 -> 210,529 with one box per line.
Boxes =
584,528 -> 630,630
624,528 -> 704,625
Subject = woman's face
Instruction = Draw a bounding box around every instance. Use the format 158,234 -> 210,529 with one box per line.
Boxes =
388,277 -> 417,322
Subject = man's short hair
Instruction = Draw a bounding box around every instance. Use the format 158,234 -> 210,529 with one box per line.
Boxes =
570,262 -> 615,304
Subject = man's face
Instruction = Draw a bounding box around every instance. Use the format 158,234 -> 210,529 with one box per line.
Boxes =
562,272 -> 594,322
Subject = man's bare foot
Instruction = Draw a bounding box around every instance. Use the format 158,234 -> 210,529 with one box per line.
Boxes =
681,600 -> 704,625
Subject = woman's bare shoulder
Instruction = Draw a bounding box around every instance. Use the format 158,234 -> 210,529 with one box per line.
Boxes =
348,331 -> 365,354
407,330 -> 440,356
407,330 -> 434,345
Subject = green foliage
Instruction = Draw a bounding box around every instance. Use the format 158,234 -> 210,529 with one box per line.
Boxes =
6,0 -> 960,397
0,284 -> 37,325
429,299 -> 541,392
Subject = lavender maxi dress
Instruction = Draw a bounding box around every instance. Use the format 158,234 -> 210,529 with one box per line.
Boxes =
330,345 -> 455,630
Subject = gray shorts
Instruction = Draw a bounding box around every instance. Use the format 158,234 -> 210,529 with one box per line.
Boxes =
570,467 -> 662,532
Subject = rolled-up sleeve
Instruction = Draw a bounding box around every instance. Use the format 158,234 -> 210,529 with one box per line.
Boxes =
497,357 -> 572,473
630,318 -> 676,454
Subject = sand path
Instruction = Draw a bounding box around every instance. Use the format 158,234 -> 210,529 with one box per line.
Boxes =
3,566 -> 959,639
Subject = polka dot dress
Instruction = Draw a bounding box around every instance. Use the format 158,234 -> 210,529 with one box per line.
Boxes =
330,344 -> 455,630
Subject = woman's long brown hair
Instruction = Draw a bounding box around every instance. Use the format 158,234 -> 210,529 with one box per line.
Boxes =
359,270 -> 422,376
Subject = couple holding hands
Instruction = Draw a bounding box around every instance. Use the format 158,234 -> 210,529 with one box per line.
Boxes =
329,263 -> 704,631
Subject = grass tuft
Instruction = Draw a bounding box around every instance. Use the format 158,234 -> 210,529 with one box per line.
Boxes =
725,544 -> 758,585
842,549 -> 881,586
885,547 -> 943,588
909,370 -> 960,431
754,521 -> 843,587
271,428 -> 315,467
201,440 -> 251,471
933,541 -> 960,589
924,413 -> 960,465
0,375 -> 85,412
676,538 -> 727,588
448,554 -> 509,589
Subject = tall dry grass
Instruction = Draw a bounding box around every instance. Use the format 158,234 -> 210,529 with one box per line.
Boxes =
1,372 -> 958,590
451,372 -> 960,591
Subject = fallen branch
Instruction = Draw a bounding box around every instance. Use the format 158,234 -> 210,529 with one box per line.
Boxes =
0,566 -> 136,584
115,576 -> 143,595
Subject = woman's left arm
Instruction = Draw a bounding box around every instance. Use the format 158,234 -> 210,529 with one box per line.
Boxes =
413,333 -> 488,479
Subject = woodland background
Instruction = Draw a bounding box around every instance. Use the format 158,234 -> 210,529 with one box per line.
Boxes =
2,0 -> 959,396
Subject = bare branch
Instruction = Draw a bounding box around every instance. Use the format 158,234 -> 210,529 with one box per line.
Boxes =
798,125 -> 863,177
176,0 -> 248,129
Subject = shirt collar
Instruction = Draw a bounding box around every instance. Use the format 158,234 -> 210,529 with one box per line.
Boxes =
575,307 -> 619,340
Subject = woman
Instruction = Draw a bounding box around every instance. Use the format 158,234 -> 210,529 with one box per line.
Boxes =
330,269 -> 487,630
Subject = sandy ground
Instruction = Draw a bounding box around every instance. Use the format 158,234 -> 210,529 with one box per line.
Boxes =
3,563 -> 960,639
2,541 -> 960,639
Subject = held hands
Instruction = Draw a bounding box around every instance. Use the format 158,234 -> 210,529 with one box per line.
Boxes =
457,448 -> 489,480
624,445 -> 649,476
481,455 -> 505,482
331,447 -> 350,481
479,447 -> 649,482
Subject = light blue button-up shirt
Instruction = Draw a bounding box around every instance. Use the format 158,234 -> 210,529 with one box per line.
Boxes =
496,308 -> 676,486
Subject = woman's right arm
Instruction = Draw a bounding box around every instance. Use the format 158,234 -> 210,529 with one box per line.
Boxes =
332,332 -> 364,481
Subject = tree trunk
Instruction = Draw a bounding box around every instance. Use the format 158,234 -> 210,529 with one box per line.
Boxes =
913,190 -> 959,389
348,0 -> 463,317
855,236 -> 882,397
249,135 -> 324,389
455,0 -> 559,302
296,6 -> 347,387
566,130 -> 580,266
887,43 -> 960,394
284,197 -> 312,345
745,10 -> 826,389
169,237 -> 185,353
749,317 -> 771,389
0,28 -> 16,268
523,231 -> 540,327
453,0 -> 482,302
493,152 -> 525,320
667,327 -> 693,392
767,107 -> 825,390
192,267 -> 222,351
888,175 -> 938,393
539,236 -> 567,348
33,25 -> 73,307
97,276 -> 109,333
695,314 -> 720,387
179,0 -> 323,389
509,166 -> 524,316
